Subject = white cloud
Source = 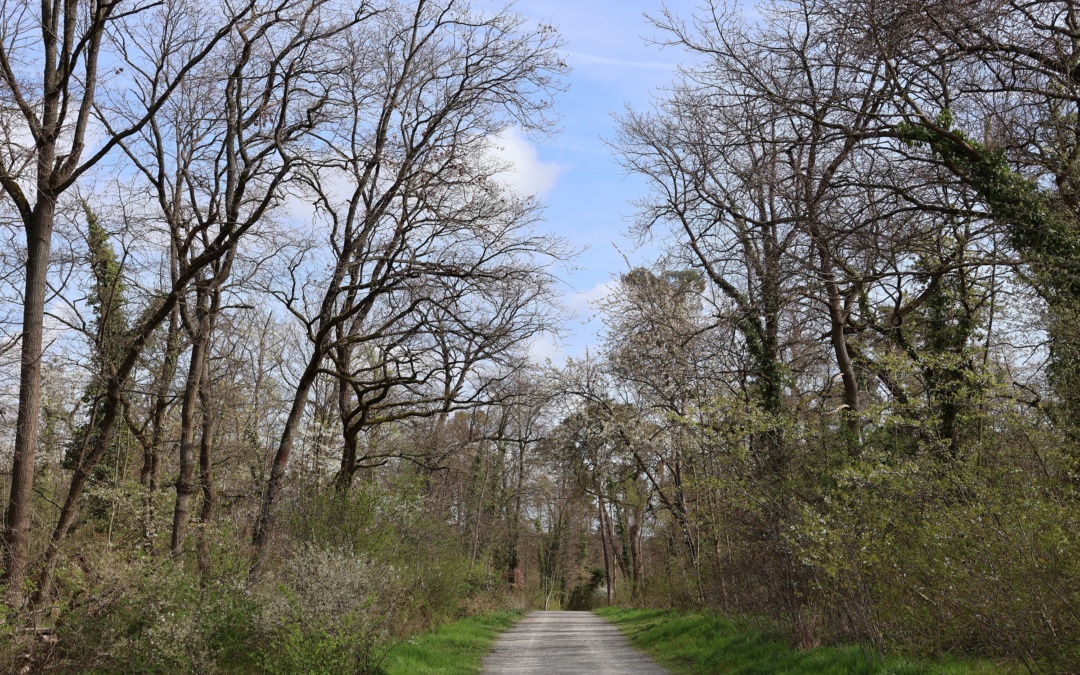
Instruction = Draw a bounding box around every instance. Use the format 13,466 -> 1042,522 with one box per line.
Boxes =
566,51 -> 677,71
570,278 -> 617,316
489,127 -> 563,198
526,331 -> 563,364
525,279 -> 617,365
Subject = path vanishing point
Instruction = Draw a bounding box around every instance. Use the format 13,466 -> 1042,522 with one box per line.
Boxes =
482,611 -> 670,675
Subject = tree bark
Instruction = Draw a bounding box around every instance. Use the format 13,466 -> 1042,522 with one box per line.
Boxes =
597,491 -> 614,605
508,438 -> 527,588
171,316 -> 208,556
815,242 -> 861,447
141,295 -> 182,490
250,349 -> 322,568
196,375 -> 219,577
3,198 -> 55,606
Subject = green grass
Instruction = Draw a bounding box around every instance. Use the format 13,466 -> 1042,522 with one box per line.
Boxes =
379,610 -> 524,675
594,607 -> 1006,675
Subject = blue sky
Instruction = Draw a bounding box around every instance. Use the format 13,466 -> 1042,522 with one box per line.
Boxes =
491,0 -> 700,361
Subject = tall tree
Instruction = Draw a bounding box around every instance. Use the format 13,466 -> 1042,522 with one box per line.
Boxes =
31,0 -> 359,599
252,0 -> 567,561
838,0 -> 1080,437
63,207 -> 132,488
0,0 -> 252,604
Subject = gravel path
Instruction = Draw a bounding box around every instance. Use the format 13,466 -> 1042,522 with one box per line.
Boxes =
481,610 -> 669,675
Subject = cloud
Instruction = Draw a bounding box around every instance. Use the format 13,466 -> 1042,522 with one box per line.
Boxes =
278,130 -> 561,227
566,51 -> 677,71
569,278 -> 618,316
566,279 -> 618,352
526,331 -> 563,364
489,127 -> 563,198
525,279 -> 617,364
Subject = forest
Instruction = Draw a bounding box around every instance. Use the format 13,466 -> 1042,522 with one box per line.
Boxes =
0,0 -> 1078,672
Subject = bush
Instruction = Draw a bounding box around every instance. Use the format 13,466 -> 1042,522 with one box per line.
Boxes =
22,558 -> 259,674
256,545 -> 406,675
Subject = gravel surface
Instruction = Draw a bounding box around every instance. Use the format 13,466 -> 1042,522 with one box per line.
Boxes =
482,611 -> 669,675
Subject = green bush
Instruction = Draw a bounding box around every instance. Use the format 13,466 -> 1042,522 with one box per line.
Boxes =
33,559 -> 259,674
256,545 -> 405,675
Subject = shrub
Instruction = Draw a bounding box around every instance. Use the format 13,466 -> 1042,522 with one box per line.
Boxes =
256,545 -> 406,675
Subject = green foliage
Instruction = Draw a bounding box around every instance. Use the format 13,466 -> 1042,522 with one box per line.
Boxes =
566,566 -> 605,610
83,207 -> 128,376
791,444 -> 1080,668
656,374 -> 1080,669
64,206 -> 135,479
895,120 -> 1050,254
897,116 -> 1080,435
595,607 -> 1004,675
278,477 -> 503,629
257,545 -> 402,675
2,479 -> 517,674
44,560 -> 259,674
380,610 -> 523,675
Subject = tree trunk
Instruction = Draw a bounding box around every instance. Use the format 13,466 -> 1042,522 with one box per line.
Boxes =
597,492 -> 614,605
818,245 -> 859,414
251,349 -> 322,569
196,375 -> 219,578
508,439 -> 527,588
629,514 -> 644,592
3,198 -> 55,606
171,314 -> 208,556
142,304 -> 181,490
333,370 -> 359,492
611,503 -> 630,580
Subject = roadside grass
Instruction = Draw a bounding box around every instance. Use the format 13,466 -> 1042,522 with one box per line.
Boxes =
379,610 -> 524,675
595,607 -> 1007,675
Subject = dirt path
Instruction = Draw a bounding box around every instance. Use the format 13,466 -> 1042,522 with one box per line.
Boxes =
482,610 -> 669,675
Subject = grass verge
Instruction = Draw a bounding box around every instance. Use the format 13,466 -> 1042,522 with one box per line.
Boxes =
594,607 -> 1006,675
379,610 -> 524,675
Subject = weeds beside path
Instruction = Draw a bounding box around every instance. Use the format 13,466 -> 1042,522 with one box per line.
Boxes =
381,610 -> 524,675
594,608 -> 1008,675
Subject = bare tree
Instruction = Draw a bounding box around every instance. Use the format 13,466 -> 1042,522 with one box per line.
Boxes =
0,0 -> 258,605
30,0 -> 368,599
328,240 -> 564,488
251,0 -> 567,562
103,0 -> 371,557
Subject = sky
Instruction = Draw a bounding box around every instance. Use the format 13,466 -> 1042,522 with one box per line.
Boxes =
488,0 -> 701,362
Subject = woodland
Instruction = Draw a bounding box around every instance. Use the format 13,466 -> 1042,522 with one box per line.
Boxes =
0,0 -> 1078,672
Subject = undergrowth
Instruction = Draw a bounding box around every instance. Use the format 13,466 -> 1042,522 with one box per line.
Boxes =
380,610 -> 523,675
594,607 -> 1009,675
